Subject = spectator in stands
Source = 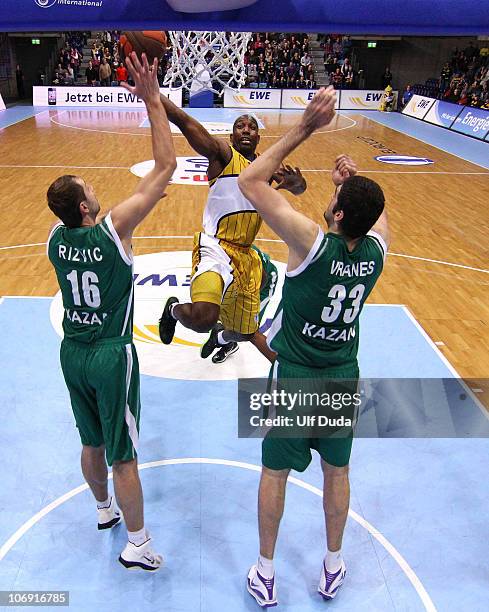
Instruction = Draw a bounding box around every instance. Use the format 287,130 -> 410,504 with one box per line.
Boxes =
278,66 -> 287,88
324,53 -> 335,73
340,57 -> 351,77
381,67 -> 393,89
300,52 -> 312,69
116,62 -> 129,85
246,62 -> 258,85
65,65 -> 75,85
70,46 -> 80,80
258,62 -> 268,86
286,61 -> 298,86
332,37 -> 342,58
85,60 -> 98,86
344,68 -> 354,89
332,68 -> 343,89
401,84 -> 413,107
99,57 -> 111,87
52,64 -> 67,85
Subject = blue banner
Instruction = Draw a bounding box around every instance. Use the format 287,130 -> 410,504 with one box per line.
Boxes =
450,107 -> 489,141
424,99 -> 463,128
0,0 -> 487,34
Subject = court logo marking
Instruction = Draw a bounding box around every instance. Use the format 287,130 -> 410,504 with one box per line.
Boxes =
374,155 -> 434,165
50,250 -> 285,380
131,157 -> 210,185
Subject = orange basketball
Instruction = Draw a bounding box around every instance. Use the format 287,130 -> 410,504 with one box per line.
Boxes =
119,31 -> 168,65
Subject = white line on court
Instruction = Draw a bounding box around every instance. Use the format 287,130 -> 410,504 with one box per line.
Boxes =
301,170 -> 489,175
387,251 -> 489,275
1,295 -> 53,299
0,164 -> 487,176
48,112 -> 357,137
0,457 -> 437,612
1,236 -> 488,276
0,164 -> 129,170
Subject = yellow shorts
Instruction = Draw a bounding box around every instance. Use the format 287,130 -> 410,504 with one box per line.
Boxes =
191,232 -> 262,334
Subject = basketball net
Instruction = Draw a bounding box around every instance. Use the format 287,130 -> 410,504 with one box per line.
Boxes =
164,31 -> 252,95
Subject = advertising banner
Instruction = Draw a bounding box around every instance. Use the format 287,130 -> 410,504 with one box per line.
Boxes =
223,88 -> 282,109
281,89 -> 340,110
424,99 -> 462,128
340,90 -> 397,110
32,86 -> 182,108
402,94 -> 435,119
450,106 -> 489,140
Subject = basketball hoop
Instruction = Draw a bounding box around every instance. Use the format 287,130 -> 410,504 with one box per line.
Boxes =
164,31 -> 252,95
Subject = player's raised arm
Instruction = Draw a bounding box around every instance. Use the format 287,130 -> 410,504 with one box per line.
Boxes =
331,153 -> 390,249
238,87 -> 337,265
109,53 -> 176,244
159,92 -> 231,164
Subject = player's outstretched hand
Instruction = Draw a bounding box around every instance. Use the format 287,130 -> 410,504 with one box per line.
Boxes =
332,154 -> 358,186
300,86 -> 336,134
272,164 -> 307,195
121,52 -> 160,104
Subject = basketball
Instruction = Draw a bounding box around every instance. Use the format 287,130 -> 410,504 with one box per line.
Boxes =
119,31 -> 167,65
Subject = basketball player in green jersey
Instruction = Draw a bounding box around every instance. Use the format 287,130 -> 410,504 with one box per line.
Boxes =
238,87 -> 390,606
47,53 -> 176,571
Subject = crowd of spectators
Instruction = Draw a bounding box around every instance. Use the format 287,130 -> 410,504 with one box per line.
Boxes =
439,43 -> 489,109
407,42 -> 489,110
52,32 -> 86,85
319,35 -> 360,89
52,31 -> 173,87
243,33 -> 316,89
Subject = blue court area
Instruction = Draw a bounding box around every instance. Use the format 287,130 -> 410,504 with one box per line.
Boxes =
356,110 -> 489,170
1,296 -> 488,611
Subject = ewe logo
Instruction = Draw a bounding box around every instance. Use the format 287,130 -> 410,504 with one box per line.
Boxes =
49,251 -> 284,381
375,155 -> 434,166
35,0 -> 57,7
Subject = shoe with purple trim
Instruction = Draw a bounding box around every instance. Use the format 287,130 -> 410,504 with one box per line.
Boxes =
247,565 -> 277,608
318,559 -> 346,600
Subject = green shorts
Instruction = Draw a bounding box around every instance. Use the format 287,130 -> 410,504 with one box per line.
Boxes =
60,336 -> 140,466
262,359 -> 359,472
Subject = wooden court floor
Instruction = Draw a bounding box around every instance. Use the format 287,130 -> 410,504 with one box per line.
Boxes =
0,108 -> 488,389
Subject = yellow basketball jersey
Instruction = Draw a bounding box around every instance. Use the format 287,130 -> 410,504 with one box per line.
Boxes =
204,146 -> 262,247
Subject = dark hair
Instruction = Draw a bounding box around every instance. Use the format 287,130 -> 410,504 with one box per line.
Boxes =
47,175 -> 85,228
334,175 -> 385,239
233,114 -> 258,131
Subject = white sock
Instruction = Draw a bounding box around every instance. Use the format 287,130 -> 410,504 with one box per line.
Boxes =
325,548 -> 343,573
257,555 -> 274,578
217,331 -> 229,346
127,527 -> 148,547
169,302 -> 178,320
96,496 -> 111,510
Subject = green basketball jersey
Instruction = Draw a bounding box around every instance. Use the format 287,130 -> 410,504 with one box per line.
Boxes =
47,213 -> 134,344
268,229 -> 386,369
252,245 -> 278,303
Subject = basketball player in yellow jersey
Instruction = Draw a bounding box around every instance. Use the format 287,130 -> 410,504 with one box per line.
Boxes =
156,95 -> 306,349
